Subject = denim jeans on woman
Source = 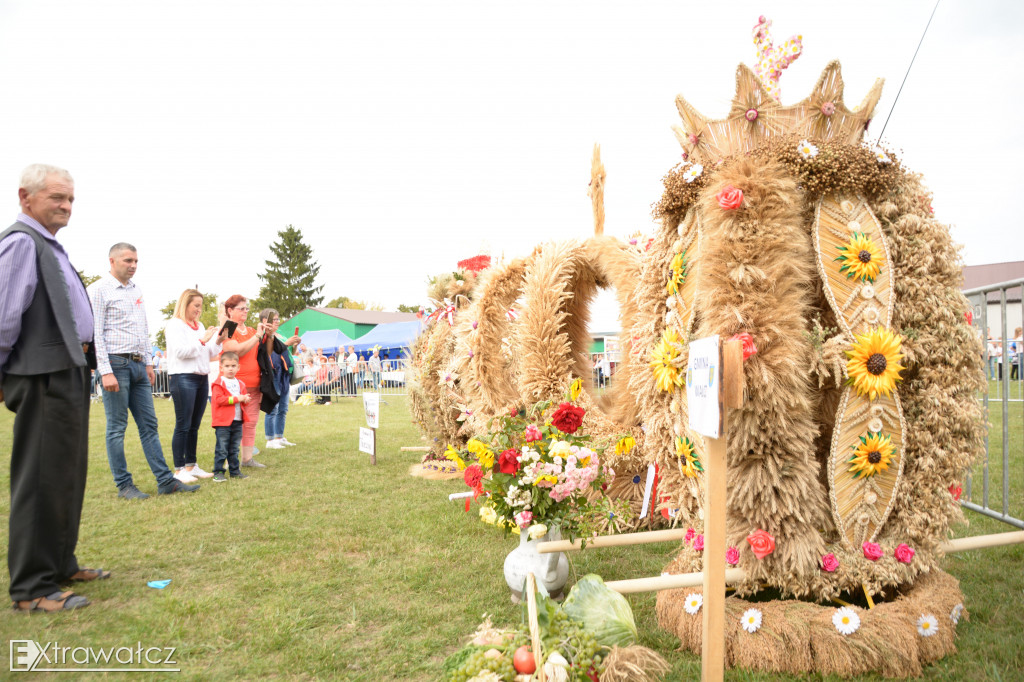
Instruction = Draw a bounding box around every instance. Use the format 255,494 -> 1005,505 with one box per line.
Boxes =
264,386 -> 290,440
169,373 -> 210,468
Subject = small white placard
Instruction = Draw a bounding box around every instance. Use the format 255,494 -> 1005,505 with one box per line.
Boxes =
363,392 -> 380,429
686,335 -> 722,438
358,427 -> 375,455
639,463 -> 656,518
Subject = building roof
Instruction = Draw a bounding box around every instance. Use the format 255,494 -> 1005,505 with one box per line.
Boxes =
310,308 -> 420,325
962,261 -> 1024,303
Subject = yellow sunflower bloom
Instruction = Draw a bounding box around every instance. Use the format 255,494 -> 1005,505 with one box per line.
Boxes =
614,435 -> 636,456
650,328 -> 684,393
466,439 -> 494,468
848,431 -> 895,478
444,445 -> 466,471
836,232 -> 883,282
666,251 -> 688,295
568,377 -> 583,401
846,327 -> 905,400
676,436 -> 703,478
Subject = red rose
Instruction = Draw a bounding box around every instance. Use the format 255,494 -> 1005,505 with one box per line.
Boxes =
727,332 -> 758,361
964,310 -> 973,326
510,408 -> 518,418
949,483 -> 962,501
498,448 -> 521,475
821,553 -> 839,572
746,529 -> 775,560
725,546 -> 739,565
862,541 -> 883,561
463,464 -> 483,490
693,534 -> 704,551
894,543 -> 915,564
550,402 -> 586,434
716,184 -> 744,210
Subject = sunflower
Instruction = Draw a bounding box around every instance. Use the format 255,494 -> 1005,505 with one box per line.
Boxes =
614,435 -> 636,457
650,328 -> 684,393
568,377 -> 583,401
444,445 -> 466,471
846,327 -> 905,400
836,232 -> 883,282
466,438 -> 494,468
675,436 -> 703,478
666,251 -> 688,295
848,431 -> 895,478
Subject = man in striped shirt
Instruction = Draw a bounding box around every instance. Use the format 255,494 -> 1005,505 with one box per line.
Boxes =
89,244 -> 200,499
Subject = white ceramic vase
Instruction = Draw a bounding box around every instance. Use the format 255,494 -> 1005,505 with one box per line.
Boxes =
503,528 -> 569,602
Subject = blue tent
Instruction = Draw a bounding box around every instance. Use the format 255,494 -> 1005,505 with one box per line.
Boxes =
351,321 -> 423,357
299,329 -> 354,356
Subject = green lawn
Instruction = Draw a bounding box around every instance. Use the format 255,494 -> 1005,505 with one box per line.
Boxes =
1,396 -> 1022,680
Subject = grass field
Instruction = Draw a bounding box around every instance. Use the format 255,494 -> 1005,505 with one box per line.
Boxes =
1,395 -> 1022,681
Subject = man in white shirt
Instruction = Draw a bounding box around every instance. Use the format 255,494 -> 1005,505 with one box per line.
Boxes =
89,244 -> 199,499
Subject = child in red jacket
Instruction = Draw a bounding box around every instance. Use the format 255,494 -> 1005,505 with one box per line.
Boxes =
210,352 -> 250,481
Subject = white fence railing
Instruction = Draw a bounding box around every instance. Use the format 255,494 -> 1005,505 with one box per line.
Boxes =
965,277 -> 1024,530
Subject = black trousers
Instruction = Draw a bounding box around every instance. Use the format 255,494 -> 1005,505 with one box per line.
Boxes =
5,366 -> 90,601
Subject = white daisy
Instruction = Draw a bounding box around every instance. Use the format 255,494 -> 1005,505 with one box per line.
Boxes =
833,607 -> 860,635
683,593 -> 703,615
741,608 -> 762,633
873,147 -> 891,164
683,164 -> 704,183
917,614 -> 939,637
797,139 -> 819,159
950,603 -> 964,625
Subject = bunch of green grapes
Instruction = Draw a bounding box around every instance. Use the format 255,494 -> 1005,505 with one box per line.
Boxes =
538,610 -> 606,681
448,649 -> 515,682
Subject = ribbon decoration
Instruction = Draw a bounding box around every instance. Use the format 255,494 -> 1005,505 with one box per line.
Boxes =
506,307 -> 518,322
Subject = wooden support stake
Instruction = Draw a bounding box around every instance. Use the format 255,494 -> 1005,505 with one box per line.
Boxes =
536,527 -> 688,554
526,573 -> 545,682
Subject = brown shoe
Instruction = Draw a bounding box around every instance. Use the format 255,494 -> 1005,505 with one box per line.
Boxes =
67,568 -> 111,582
13,590 -> 90,613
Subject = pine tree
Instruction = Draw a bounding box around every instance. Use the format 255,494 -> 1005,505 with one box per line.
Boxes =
253,225 -> 324,318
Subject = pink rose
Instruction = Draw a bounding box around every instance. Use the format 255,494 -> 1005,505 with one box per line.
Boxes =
684,528 -> 695,544
821,553 -> 839,572
524,425 -> 543,442
746,529 -> 775,560
862,541 -> 884,561
725,546 -> 739,566
715,184 -> 744,210
693,534 -> 704,551
894,543 -> 915,564
514,510 -> 533,529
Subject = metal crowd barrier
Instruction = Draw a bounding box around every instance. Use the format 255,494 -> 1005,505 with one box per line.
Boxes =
290,359 -> 409,399
964,277 -> 1024,530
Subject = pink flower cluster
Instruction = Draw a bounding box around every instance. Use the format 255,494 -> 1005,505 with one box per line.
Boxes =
549,448 -> 601,502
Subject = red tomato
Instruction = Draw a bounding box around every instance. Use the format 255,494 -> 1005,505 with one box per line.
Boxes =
513,645 -> 536,674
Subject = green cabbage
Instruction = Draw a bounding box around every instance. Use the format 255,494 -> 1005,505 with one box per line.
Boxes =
561,574 -> 637,648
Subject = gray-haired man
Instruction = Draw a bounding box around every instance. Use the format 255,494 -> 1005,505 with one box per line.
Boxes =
1,164 -> 106,612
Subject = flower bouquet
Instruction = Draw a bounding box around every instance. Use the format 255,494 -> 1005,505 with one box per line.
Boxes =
445,380 -> 629,541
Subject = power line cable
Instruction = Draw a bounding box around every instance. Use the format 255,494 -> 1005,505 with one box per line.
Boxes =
876,0 -> 941,143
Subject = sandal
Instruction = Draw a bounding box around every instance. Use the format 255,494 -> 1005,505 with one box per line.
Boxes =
13,590 -> 90,613
67,568 -> 111,582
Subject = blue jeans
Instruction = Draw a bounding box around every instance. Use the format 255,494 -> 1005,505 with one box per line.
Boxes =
264,386 -> 290,439
214,421 -> 243,475
101,355 -> 173,489
169,373 -> 209,468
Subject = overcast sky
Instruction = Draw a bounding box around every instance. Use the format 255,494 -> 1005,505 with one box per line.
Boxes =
1,0 -> 1019,334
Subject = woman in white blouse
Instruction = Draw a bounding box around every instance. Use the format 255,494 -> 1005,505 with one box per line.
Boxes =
165,289 -> 227,482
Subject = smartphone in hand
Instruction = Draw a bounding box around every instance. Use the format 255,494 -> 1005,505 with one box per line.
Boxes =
223,320 -> 238,338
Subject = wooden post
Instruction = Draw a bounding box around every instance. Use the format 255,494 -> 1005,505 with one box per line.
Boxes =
370,427 -> 376,466
701,339 -> 743,682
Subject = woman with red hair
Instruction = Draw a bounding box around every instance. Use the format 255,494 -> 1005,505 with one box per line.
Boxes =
219,295 -> 268,467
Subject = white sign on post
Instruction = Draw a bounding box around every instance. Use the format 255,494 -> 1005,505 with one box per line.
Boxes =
686,335 -> 722,439
362,392 -> 380,429
358,427 -> 375,456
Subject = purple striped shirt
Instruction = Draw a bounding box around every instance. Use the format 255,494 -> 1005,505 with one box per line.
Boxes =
0,214 -> 94,384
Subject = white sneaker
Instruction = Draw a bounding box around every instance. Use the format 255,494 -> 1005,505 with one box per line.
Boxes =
174,469 -> 198,484
264,439 -> 286,449
186,465 -> 214,479
280,438 -> 297,446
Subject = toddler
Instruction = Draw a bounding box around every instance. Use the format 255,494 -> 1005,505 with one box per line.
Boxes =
210,352 -> 250,481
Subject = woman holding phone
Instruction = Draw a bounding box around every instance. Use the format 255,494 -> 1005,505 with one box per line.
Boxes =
219,295 -> 268,467
257,309 -> 301,449
165,289 -> 228,482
